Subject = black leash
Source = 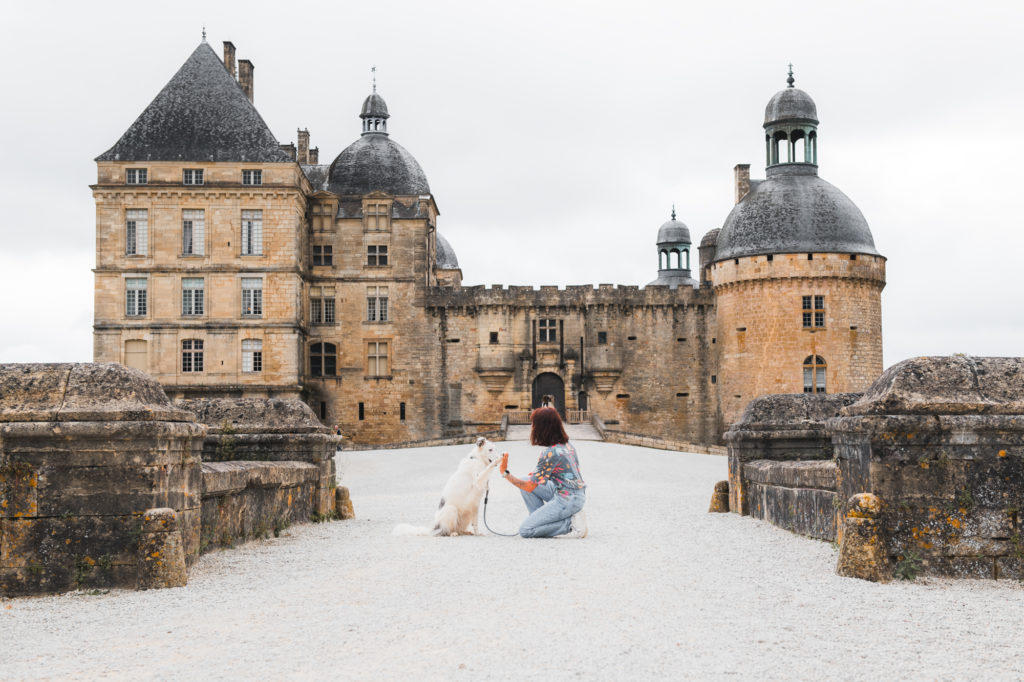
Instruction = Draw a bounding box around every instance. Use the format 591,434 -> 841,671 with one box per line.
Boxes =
482,484 -> 519,537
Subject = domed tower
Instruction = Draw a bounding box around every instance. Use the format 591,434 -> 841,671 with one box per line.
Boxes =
710,69 -> 887,426
648,207 -> 696,288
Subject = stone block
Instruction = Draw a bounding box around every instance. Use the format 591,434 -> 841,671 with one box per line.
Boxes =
136,508 -> 187,590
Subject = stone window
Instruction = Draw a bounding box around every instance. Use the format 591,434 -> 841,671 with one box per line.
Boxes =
804,355 -> 827,393
538,319 -> 557,342
802,295 -> 825,328
241,278 -> 263,317
181,339 -> 204,373
125,278 -> 147,317
367,245 -> 388,266
310,286 -> 336,325
241,210 -> 263,255
181,278 -> 204,316
182,209 -> 205,256
400,402 -> 406,421
367,286 -> 389,322
124,339 -> 147,371
365,203 -> 389,231
183,169 -> 204,185
126,209 -> 148,256
126,168 -> 147,185
489,331 -> 499,344
313,244 -> 333,266
242,339 -> 262,373
242,169 -> 262,185
597,331 -> 608,345
310,342 -> 336,376
367,341 -> 389,376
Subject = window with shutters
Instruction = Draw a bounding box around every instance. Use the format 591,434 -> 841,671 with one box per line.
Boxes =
182,209 -> 205,255
181,278 -> 204,316
125,278 -> 147,317
241,210 -> 262,255
241,278 -> 263,317
126,209 -> 148,256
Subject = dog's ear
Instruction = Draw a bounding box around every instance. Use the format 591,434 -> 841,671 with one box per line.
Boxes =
476,437 -> 486,448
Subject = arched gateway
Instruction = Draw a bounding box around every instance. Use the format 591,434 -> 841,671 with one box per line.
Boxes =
532,373 -> 565,417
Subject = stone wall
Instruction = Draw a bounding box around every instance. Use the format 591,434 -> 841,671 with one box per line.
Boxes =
177,397 -> 341,517
1,363 -> 205,597
725,392 -> 861,524
831,356 -> 1024,579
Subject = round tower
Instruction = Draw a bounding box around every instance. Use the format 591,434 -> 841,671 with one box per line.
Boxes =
710,69 -> 887,426
648,206 -> 696,288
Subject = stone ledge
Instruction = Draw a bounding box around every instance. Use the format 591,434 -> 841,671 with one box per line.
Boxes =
744,459 -> 838,490
202,461 -> 319,496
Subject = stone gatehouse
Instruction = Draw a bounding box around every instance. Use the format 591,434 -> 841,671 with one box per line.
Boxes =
92,41 -> 885,446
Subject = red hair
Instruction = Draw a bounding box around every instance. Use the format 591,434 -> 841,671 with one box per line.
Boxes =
530,407 -> 568,446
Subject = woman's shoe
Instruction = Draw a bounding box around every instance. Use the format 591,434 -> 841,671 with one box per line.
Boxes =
565,510 -> 588,538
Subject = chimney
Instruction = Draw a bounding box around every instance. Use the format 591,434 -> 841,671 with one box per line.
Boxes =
734,164 -> 751,205
309,147 -> 319,164
279,143 -> 296,161
238,59 -> 254,102
297,129 -> 310,165
223,41 -> 236,78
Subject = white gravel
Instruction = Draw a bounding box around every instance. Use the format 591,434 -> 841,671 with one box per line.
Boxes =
3,440 -> 1024,680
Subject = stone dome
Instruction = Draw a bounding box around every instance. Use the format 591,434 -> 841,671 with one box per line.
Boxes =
436,232 -> 459,269
657,217 -> 691,245
764,86 -> 818,126
713,166 -> 879,262
326,134 -> 430,196
699,228 -> 721,249
361,92 -> 389,119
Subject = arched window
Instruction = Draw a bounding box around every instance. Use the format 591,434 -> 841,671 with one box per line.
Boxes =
803,355 -> 826,393
660,249 -> 668,270
670,249 -> 680,269
773,131 -> 789,164
808,131 -> 818,164
310,342 -> 337,376
792,130 -> 806,163
681,248 -> 690,270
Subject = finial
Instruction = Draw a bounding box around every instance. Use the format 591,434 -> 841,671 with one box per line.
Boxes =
787,63 -> 795,88
671,204 -> 676,220
371,65 -> 377,93
201,26 -> 207,42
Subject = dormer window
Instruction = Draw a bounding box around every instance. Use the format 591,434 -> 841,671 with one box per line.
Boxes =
126,168 -> 147,185
365,203 -> 389,231
242,169 -> 262,186
183,169 -> 204,185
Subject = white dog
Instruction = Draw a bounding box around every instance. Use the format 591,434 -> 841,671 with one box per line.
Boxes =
393,437 -> 501,536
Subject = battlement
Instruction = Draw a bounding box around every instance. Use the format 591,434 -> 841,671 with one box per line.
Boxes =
426,282 -> 712,310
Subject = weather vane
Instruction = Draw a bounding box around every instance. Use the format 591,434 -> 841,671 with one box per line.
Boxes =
372,65 -> 377,93
787,63 -> 795,87
671,203 -> 676,220
202,26 -> 206,41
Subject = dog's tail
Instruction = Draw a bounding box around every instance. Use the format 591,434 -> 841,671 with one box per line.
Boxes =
392,523 -> 432,536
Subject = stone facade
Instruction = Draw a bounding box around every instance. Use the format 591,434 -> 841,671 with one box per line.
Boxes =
92,41 -> 887,447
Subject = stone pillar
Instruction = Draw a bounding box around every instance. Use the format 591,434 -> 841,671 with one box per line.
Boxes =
708,481 -> 729,513
136,508 -> 187,590
836,493 -> 889,581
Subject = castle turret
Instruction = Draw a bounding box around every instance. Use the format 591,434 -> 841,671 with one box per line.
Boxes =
647,206 -> 696,289
710,68 -> 887,426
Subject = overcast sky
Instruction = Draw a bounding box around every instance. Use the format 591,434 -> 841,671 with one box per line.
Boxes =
1,0 -> 1022,368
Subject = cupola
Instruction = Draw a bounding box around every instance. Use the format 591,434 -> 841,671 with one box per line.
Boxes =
361,72 -> 390,136
647,206 -> 696,289
764,66 -> 818,172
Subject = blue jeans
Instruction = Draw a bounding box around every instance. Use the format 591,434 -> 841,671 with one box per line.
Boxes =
519,481 -> 585,538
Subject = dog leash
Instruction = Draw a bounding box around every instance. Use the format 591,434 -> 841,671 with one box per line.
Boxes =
482,484 -> 519,537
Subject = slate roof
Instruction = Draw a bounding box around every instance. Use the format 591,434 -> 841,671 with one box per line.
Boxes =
326,133 -> 431,196
764,87 -> 818,126
713,165 -> 880,262
436,232 -> 459,269
96,42 -> 291,163
657,217 -> 691,245
647,270 -> 697,289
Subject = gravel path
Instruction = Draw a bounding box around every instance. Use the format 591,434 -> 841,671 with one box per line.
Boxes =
3,440 -> 1024,680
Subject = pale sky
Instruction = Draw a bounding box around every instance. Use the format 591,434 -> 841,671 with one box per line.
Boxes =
1,0 -> 1022,367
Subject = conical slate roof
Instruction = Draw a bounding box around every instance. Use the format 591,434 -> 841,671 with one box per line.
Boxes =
96,42 -> 291,163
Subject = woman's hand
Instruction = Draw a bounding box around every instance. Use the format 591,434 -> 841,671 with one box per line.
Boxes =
499,452 -> 509,475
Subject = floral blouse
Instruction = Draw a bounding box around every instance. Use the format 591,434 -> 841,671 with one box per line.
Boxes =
529,442 -> 586,497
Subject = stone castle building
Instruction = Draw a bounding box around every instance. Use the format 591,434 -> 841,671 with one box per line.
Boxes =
92,41 -> 886,445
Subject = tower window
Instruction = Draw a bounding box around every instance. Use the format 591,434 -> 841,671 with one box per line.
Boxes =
400,402 -> 406,421
489,331 -> 499,344
804,355 -> 827,393
597,331 -> 608,345
313,244 -> 333,266
358,402 -> 365,420
802,295 -> 825,328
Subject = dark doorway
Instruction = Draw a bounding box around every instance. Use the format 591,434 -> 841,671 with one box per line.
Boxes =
577,391 -> 588,411
532,373 -> 565,417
